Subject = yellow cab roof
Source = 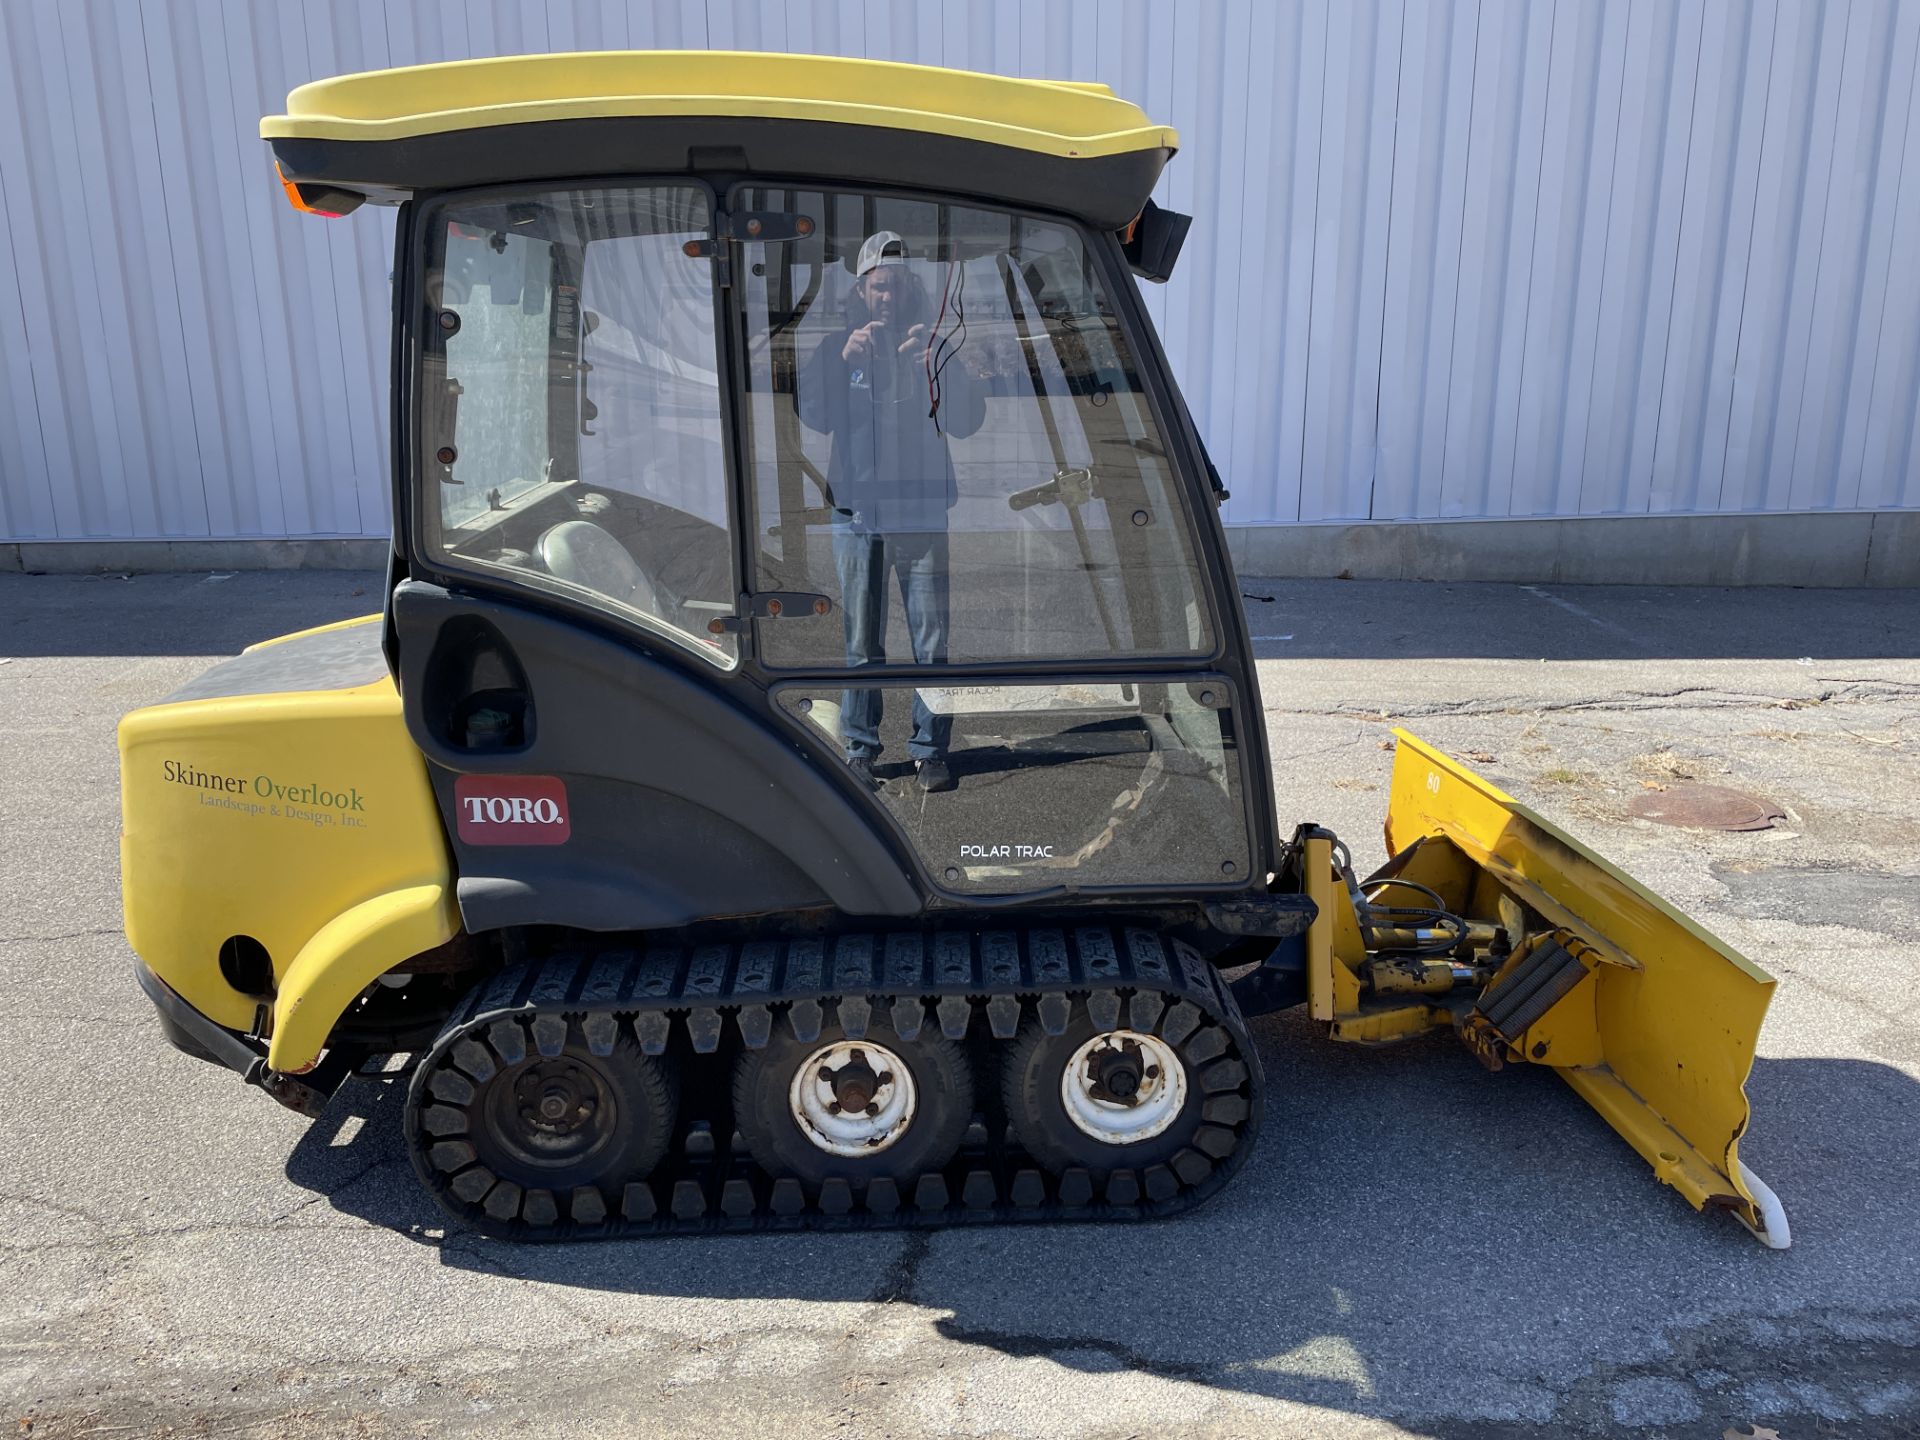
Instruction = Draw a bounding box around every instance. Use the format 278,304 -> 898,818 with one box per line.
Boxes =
262,50 -> 1178,162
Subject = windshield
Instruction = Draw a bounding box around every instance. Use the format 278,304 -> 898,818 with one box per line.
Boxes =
417,184 -> 738,666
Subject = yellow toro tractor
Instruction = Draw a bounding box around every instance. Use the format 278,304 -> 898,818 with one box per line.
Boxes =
119,52 -> 1787,1246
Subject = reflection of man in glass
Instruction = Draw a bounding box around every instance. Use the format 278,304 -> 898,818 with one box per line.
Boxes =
797,232 -> 985,792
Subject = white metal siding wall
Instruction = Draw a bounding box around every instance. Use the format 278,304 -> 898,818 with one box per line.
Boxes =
2,0 -> 1917,543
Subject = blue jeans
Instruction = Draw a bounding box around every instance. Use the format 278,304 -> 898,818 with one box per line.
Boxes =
832,526 -> 951,762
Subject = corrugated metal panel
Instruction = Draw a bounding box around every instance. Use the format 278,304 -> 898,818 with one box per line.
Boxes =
1,0 -> 1916,543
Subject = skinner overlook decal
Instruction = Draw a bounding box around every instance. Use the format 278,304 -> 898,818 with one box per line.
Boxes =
161,760 -> 368,829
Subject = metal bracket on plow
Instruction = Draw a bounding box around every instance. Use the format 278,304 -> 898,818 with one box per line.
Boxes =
1460,931 -> 1590,1070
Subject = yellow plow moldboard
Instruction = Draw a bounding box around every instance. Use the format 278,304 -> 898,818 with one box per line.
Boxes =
1384,730 -> 1789,1249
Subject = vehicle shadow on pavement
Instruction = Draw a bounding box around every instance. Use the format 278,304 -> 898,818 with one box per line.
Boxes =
284,1015 -> 1920,1434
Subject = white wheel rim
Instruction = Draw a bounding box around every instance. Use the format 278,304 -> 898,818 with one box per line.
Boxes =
1060,1030 -> 1186,1145
788,1040 -> 917,1157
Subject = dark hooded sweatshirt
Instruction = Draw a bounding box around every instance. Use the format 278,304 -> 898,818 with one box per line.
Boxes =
794,280 -> 987,534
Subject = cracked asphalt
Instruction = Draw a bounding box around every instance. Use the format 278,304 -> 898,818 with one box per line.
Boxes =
3,570 -> 1918,1439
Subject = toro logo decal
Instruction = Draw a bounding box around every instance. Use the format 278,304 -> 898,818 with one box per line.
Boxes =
454,775 -> 571,846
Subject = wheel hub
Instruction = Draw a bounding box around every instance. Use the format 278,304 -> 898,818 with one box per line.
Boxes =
790,1040 -> 916,1156
514,1060 -> 600,1135
484,1054 -> 618,1170
822,1050 -> 889,1114
1060,1030 -> 1185,1144
1086,1038 -> 1158,1104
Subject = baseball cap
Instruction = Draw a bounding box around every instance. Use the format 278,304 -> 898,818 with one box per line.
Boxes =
856,230 -> 909,276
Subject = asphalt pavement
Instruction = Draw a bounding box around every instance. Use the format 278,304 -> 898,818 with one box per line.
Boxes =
3,570 -> 1917,1439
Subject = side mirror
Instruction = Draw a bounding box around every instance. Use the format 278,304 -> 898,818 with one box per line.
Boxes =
1120,200 -> 1192,284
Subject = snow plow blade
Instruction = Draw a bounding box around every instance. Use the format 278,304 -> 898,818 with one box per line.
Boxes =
1367,731 -> 1787,1247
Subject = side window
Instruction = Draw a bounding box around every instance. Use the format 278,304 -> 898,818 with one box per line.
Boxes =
419,187 -> 737,667
435,227 -> 554,527
576,230 -> 735,643
738,188 -> 1214,671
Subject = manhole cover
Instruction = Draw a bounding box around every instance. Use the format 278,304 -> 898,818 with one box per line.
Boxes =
1628,783 -> 1785,831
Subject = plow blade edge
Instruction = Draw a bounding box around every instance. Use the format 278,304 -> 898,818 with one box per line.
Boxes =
1383,731 -> 1787,1248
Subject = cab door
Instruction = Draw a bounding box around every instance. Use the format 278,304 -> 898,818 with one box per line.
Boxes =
730,185 -> 1269,900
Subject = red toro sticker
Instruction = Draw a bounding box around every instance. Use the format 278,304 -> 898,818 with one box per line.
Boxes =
454,775 -> 571,846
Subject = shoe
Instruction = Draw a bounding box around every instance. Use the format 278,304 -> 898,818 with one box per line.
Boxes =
915,757 -> 955,793
846,754 -> 879,789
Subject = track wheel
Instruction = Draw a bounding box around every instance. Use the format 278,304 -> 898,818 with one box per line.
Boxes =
1001,1008 -> 1211,1176
732,1015 -> 971,1188
413,1019 -> 677,1227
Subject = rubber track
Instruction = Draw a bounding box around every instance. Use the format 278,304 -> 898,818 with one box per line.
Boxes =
404,926 -> 1264,1239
